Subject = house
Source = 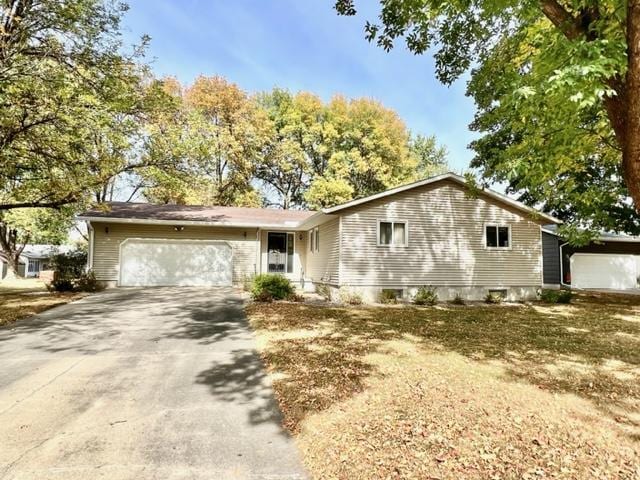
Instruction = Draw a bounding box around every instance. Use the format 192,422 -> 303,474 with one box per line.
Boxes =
0,245 -> 72,280
78,172 -> 561,301
542,228 -> 640,291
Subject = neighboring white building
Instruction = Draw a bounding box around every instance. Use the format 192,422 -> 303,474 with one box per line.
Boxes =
1,245 -> 73,279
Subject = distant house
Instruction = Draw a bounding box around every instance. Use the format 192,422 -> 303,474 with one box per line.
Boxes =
542,228 -> 640,291
0,245 -> 73,280
78,172 -> 561,301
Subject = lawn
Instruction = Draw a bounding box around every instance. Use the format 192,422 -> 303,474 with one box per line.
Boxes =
0,278 -> 82,326
247,293 -> 640,480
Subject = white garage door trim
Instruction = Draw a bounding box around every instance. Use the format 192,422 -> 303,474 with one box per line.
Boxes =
119,238 -> 233,287
571,253 -> 640,290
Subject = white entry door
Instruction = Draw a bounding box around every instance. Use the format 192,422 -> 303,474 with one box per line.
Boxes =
119,239 -> 233,287
571,253 -> 639,289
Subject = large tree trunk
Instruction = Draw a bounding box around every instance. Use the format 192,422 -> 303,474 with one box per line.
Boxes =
5,253 -> 21,277
625,0 -> 640,211
0,221 -> 27,278
541,0 -> 640,212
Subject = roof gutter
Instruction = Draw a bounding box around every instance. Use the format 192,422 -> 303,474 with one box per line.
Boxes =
77,216 -> 308,230
542,228 -> 640,243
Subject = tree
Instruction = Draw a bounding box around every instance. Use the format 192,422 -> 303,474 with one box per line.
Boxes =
409,134 -> 448,178
0,207 -> 72,276
258,88 -> 449,209
311,95 -> 417,207
335,0 -> 640,235
256,89 -> 326,209
256,89 -> 447,209
0,0 -> 153,212
141,76 -> 268,206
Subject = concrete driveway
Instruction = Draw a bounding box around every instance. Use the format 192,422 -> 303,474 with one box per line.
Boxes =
0,288 -> 307,480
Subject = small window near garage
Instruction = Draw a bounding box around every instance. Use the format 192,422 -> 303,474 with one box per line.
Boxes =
314,227 -> 319,252
309,230 -> 314,252
378,221 -> 407,246
485,225 -> 510,248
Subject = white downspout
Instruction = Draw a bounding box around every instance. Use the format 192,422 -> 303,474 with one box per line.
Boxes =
87,221 -> 94,273
255,228 -> 260,275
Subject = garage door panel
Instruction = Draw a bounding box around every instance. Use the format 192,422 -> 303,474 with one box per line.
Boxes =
120,239 -> 232,287
571,254 -> 638,289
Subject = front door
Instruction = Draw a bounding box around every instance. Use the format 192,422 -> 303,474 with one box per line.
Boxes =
267,232 -> 294,273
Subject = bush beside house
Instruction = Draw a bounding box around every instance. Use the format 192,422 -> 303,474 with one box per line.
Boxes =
251,274 -> 294,301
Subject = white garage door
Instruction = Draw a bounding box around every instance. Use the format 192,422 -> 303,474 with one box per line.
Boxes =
571,253 -> 639,289
120,239 -> 233,287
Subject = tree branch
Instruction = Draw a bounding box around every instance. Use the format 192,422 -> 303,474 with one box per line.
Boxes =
540,0 -> 583,40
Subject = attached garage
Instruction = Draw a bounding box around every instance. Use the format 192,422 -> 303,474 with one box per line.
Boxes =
570,254 -> 640,290
543,227 -> 640,290
120,239 -> 233,287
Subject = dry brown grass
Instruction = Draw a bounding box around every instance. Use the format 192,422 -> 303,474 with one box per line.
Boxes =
0,279 -> 82,326
247,292 -> 640,479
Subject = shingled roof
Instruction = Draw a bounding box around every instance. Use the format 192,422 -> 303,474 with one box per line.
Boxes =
79,202 -> 316,227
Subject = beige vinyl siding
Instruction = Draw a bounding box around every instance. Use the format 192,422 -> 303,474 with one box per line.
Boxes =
339,180 -> 543,287
305,218 -> 340,284
91,222 -> 258,283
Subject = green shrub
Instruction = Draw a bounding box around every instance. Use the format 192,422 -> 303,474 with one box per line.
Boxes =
47,278 -> 75,292
450,293 -> 465,305
540,289 -> 559,303
539,289 -> 572,304
50,250 -> 87,279
484,292 -> 503,304
254,290 -> 273,303
251,274 -> 293,301
557,290 -> 573,304
413,285 -> 438,306
75,271 -> 105,292
379,289 -> 399,304
340,289 -> 363,305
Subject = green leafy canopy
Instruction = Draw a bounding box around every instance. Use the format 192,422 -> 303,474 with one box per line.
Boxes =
335,0 -> 640,240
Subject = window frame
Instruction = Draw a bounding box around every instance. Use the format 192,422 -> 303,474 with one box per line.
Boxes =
483,223 -> 512,250
27,258 -> 40,273
376,219 -> 409,247
266,231 -> 295,273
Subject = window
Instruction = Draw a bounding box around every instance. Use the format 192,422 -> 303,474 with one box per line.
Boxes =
27,259 -> 40,273
314,227 -> 319,252
485,225 -> 510,248
378,221 -> 407,246
267,232 -> 295,273
309,230 -> 314,252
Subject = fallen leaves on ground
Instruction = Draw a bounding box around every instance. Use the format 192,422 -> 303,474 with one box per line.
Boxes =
247,294 -> 640,479
0,292 -> 82,326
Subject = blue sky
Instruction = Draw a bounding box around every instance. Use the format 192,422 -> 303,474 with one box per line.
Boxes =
121,0 -> 478,171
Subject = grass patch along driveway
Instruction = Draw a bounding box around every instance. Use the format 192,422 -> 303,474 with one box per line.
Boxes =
0,278 -> 82,326
247,293 -> 640,479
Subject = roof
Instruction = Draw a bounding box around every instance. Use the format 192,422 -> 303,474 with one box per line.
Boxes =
0,244 -> 73,260
78,202 -> 316,228
78,173 -> 561,228
322,172 -> 562,224
542,226 -> 640,243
